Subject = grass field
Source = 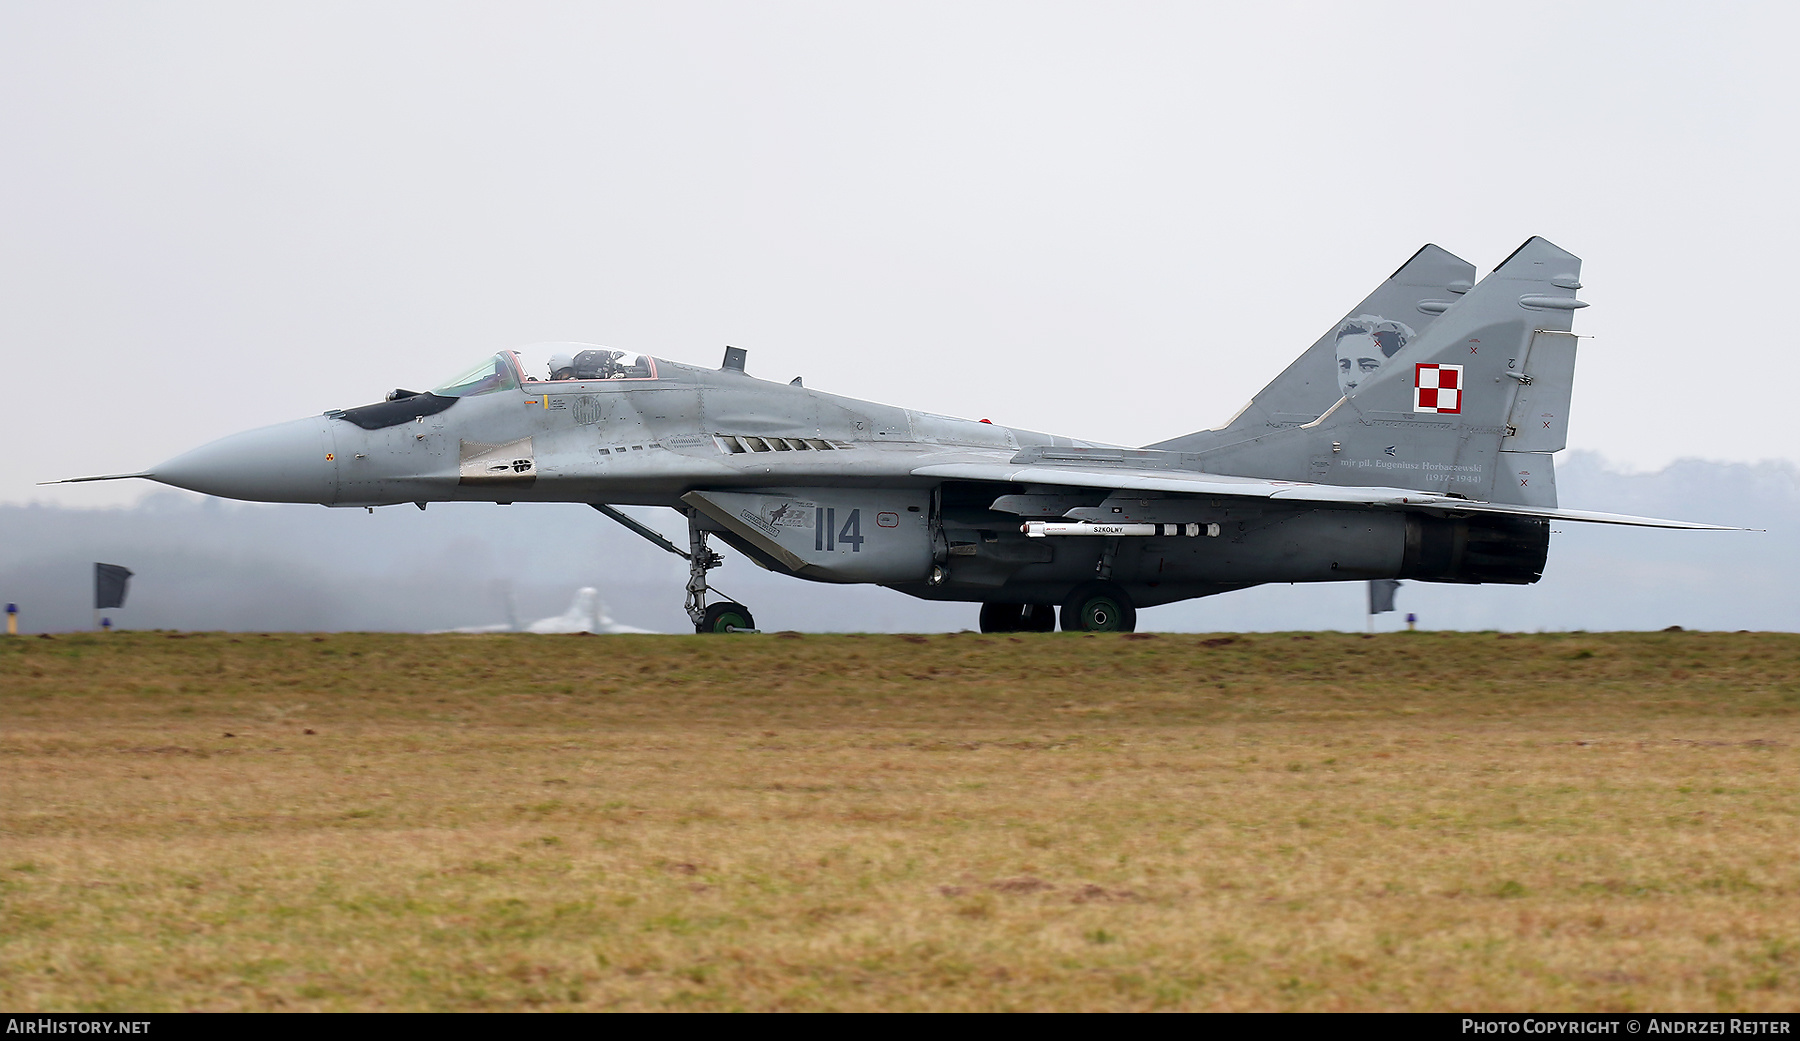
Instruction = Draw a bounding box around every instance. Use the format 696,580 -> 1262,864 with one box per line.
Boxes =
1,630 -> 1797,1011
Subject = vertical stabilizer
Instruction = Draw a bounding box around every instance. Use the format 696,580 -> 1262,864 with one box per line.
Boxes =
572,587 -> 599,632
1191,237 -> 1585,505
1151,244 -> 1476,453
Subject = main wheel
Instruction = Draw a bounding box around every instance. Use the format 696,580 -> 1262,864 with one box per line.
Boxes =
1019,603 -> 1057,632
698,602 -> 756,633
1060,582 -> 1136,633
978,602 -> 1024,633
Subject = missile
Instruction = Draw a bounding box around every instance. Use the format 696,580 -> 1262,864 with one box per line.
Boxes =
1022,521 -> 1221,538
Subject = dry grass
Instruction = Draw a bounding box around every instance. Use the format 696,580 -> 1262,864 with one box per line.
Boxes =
1,630 -> 1796,1011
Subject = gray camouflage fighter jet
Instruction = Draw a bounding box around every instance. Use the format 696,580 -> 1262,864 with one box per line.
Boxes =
55,237 -> 1734,633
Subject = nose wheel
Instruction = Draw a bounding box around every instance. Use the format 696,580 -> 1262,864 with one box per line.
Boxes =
698,601 -> 756,634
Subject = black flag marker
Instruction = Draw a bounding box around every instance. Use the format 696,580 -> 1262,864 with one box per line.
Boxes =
95,563 -> 133,610
1368,578 -> 1400,616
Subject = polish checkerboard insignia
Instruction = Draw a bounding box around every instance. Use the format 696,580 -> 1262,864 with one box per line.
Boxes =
1414,363 -> 1462,414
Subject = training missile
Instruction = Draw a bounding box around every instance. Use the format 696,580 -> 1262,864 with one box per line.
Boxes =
1022,522 -> 1221,538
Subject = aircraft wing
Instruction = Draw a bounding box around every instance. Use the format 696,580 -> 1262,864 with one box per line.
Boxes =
909,462 -> 1741,530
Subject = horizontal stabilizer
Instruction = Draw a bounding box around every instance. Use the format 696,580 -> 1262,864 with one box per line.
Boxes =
1399,500 -> 1748,531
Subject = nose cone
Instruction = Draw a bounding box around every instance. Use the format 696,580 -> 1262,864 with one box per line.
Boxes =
151,416 -> 339,503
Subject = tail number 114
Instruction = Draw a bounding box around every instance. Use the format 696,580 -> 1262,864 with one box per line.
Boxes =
814,508 -> 865,552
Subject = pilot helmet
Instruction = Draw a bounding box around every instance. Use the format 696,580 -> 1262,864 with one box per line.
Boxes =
547,351 -> 576,378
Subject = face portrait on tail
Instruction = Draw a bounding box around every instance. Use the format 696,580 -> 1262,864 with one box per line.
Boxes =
1334,314 -> 1416,395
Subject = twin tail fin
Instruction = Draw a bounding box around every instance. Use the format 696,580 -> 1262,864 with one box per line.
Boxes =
1151,243 -> 1476,454
1188,236 -> 1586,508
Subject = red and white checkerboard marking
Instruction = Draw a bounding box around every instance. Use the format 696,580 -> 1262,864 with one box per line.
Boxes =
1414,363 -> 1462,414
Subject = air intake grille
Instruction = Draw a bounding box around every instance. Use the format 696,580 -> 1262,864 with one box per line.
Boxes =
714,435 -> 848,454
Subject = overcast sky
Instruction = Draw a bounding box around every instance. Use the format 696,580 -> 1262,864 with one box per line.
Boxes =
5,1 -> 1796,507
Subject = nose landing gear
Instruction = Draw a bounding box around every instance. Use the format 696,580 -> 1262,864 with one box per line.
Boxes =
683,518 -> 724,630
589,502 -> 759,634
683,519 -> 757,632
683,514 -> 759,633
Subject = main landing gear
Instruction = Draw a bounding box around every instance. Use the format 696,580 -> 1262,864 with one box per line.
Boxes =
590,503 -> 758,634
1060,581 -> 1137,633
978,581 -> 1138,633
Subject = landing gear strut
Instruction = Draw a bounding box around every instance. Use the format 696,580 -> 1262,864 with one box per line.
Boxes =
683,512 -> 758,633
684,514 -> 724,630
589,503 -> 758,634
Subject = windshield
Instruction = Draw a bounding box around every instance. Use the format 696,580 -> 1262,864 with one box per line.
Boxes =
431,353 -> 521,397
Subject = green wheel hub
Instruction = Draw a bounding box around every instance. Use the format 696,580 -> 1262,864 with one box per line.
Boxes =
1074,596 -> 1125,631
698,602 -> 756,634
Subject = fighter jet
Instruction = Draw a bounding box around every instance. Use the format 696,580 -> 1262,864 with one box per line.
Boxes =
524,587 -> 658,635
55,237 -> 1735,633
438,586 -> 658,634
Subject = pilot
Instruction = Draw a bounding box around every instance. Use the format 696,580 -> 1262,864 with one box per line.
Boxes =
1333,314 -> 1415,396
548,351 -> 577,381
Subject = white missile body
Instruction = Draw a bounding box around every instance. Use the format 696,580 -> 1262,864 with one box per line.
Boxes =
1022,521 -> 1221,538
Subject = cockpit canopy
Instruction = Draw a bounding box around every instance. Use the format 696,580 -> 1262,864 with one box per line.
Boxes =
547,347 -> 657,382
429,343 -> 661,399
